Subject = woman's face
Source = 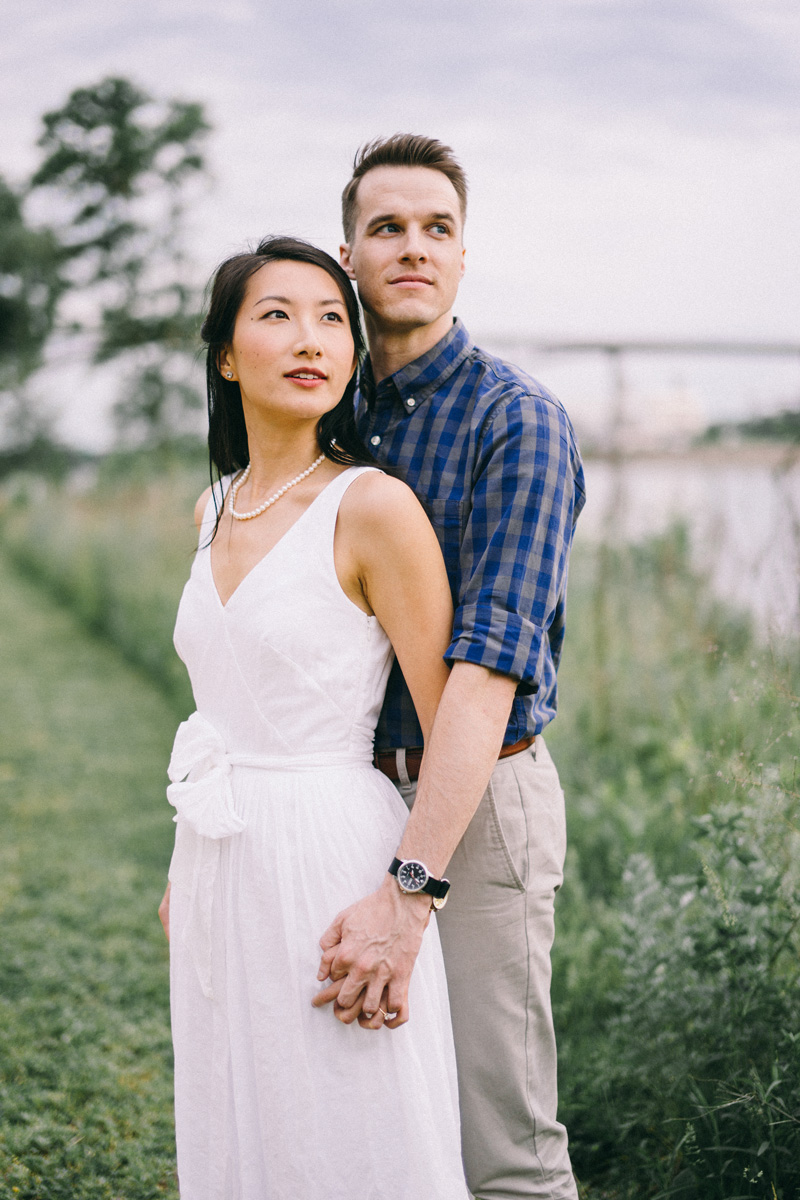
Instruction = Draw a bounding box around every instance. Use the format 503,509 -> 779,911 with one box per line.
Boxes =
220,259 -> 357,425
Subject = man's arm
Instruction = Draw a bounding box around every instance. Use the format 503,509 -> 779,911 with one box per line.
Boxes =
313,661 -> 516,1027
314,388 -> 582,1028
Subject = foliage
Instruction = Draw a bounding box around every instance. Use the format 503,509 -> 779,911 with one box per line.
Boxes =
0,456 -> 207,713
547,529 -> 800,1198
0,555 -> 178,1198
0,77 -> 210,458
564,798 -> 800,1199
0,177 -> 67,459
0,434 -> 93,483
27,76 -> 210,446
703,408 -> 800,444
0,178 -> 65,389
2,470 -> 800,1197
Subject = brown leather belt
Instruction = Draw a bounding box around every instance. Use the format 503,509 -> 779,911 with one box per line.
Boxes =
374,734 -> 536,784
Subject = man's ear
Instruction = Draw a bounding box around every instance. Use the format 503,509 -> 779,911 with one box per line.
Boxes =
460,244 -> 466,280
340,243 -> 356,280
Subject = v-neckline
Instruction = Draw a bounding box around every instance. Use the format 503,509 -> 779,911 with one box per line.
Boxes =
208,468 -> 350,611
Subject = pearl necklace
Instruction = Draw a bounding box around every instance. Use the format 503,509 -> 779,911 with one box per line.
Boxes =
229,454 -> 326,521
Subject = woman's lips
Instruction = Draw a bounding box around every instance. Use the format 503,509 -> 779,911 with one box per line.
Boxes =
284,370 -> 328,387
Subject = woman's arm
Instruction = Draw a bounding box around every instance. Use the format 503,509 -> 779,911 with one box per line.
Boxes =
335,471 -> 453,740
313,472 -> 454,1027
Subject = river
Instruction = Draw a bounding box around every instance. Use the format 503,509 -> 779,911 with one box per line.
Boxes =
577,444 -> 800,639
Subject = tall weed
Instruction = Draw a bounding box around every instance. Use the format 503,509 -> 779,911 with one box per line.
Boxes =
2,467 -> 799,1198
0,461 -> 205,713
549,531 -> 800,1197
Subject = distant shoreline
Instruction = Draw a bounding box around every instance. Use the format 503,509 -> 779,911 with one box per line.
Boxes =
585,440 -> 800,468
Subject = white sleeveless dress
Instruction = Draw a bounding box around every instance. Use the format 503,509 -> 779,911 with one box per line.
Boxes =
166,466 -> 469,1200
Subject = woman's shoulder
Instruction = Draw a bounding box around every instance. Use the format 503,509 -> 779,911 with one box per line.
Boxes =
193,473 -> 237,531
194,485 -> 214,531
338,467 -> 431,539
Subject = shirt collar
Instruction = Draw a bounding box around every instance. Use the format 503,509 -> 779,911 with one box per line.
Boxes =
359,318 -> 474,414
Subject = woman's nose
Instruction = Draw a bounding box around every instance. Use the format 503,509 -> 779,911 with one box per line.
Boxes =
293,326 -> 323,356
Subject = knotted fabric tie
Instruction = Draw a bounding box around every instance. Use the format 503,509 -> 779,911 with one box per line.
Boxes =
167,711 -> 247,839
167,711 -> 246,998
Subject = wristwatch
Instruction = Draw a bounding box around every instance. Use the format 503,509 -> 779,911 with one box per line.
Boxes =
388,857 -> 451,911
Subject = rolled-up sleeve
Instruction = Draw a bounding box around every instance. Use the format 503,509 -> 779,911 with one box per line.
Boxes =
444,389 -> 583,694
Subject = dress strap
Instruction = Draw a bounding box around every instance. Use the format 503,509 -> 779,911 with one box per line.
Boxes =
314,464 -> 382,508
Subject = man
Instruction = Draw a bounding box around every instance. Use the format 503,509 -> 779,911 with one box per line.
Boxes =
313,134 -> 585,1200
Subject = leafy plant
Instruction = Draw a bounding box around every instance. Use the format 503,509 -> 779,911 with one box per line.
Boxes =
27,76 -> 210,447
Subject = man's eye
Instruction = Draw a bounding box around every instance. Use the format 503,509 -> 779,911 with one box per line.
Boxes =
376,223 -> 400,234
430,224 -> 449,235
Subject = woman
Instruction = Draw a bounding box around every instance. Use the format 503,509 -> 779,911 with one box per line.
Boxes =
158,236 -> 469,1198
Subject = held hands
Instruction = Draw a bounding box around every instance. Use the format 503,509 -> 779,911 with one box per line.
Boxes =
312,875 -> 431,1030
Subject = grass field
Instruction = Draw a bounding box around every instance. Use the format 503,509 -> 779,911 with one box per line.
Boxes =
1,463 -> 799,1198
0,555 -> 178,1199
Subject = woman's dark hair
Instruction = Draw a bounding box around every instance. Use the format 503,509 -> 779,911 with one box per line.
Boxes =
201,235 -> 376,480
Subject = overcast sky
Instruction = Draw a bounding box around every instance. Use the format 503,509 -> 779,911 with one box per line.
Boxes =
2,0 -> 799,444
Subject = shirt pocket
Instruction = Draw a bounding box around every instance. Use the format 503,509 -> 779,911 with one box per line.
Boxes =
423,498 -> 469,583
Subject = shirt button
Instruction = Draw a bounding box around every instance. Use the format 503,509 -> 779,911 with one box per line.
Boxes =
407,397 -> 416,408
370,435 -> 381,446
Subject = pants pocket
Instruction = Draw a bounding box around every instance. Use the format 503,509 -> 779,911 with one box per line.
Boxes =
485,772 -> 527,892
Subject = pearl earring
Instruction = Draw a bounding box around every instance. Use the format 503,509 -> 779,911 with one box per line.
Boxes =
225,371 -> 233,379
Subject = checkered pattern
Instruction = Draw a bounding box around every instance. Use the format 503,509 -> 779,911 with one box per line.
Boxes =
356,319 -> 586,750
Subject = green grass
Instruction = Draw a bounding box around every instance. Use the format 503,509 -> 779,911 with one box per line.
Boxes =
2,464 -> 800,1198
0,460 -> 206,714
0,556 -> 179,1199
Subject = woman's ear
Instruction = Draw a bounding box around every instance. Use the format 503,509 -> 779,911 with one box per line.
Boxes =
218,348 -> 235,381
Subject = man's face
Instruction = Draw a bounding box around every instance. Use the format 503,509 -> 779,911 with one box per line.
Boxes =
340,166 -> 465,336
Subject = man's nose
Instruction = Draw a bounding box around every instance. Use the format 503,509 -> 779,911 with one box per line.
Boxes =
399,228 -> 427,263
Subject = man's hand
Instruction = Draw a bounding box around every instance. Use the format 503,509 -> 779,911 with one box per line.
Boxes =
312,875 -> 431,1028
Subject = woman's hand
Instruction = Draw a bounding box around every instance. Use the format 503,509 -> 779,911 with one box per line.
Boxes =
313,875 -> 431,1029
158,881 -> 171,941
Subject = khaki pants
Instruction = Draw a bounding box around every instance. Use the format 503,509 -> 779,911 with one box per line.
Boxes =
397,739 -> 578,1200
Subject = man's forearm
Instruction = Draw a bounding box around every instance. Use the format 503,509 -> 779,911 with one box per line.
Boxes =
396,661 -> 518,877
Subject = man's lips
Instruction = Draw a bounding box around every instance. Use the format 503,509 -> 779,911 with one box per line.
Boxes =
389,274 -> 433,287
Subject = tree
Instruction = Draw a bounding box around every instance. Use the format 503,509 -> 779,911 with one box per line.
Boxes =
0,177 -> 64,386
28,76 -> 211,446
0,176 -> 67,453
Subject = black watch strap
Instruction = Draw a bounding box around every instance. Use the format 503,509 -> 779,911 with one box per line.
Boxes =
388,857 -> 451,902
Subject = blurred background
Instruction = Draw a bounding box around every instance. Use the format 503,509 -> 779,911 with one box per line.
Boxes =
1,3 -> 799,1198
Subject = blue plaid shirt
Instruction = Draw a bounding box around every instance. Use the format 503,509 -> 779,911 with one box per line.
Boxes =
356,318 -> 586,751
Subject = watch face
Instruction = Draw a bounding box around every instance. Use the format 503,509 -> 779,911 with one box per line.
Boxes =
397,860 -> 429,892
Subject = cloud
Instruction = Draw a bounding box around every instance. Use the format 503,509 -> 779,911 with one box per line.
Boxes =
1,0 -> 798,440
5,0 -> 799,142
190,0 -> 800,137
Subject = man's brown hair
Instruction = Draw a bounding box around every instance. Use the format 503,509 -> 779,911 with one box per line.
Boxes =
341,134 -> 468,242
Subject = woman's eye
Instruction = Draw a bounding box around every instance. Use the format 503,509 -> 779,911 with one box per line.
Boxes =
321,312 -> 344,323
262,309 -> 288,320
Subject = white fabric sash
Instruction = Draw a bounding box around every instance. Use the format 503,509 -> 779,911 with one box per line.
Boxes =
166,711 -> 371,998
